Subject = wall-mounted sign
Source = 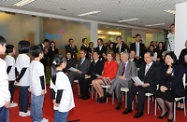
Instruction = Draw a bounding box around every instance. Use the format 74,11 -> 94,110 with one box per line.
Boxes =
46,33 -> 62,39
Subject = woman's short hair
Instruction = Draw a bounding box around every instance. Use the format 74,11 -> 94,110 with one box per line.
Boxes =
107,50 -> 115,58
164,52 -> 178,65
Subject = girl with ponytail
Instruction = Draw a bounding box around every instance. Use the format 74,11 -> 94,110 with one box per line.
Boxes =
50,54 -> 75,122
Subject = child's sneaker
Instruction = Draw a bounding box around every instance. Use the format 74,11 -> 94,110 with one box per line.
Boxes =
10,102 -> 18,108
41,118 -> 48,122
19,111 -> 23,116
20,111 -> 30,117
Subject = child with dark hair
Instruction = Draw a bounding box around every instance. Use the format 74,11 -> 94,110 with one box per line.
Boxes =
50,55 -> 75,122
15,40 -> 31,117
29,45 -> 48,122
4,44 -> 18,108
0,35 -> 10,122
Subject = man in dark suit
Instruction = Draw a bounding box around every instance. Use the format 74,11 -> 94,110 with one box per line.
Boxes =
129,50 -> 140,68
79,51 -> 104,100
115,36 -> 129,53
130,34 -> 146,67
68,49 -> 90,85
179,40 -> 187,65
122,51 -> 161,118
104,52 -> 137,109
94,38 -> 107,60
65,38 -> 78,61
80,38 -> 89,59
39,39 -> 50,74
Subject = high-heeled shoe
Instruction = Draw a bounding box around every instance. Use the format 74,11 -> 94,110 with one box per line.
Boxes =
168,118 -> 173,122
157,112 -> 168,119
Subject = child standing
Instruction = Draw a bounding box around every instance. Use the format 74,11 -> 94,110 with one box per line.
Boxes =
0,35 -> 11,122
15,40 -> 30,117
29,46 -> 48,122
4,44 -> 18,108
50,55 -> 75,122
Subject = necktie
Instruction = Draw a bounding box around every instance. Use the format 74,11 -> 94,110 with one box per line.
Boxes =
118,44 -> 121,53
121,63 -> 126,76
136,42 -> 140,56
80,58 -> 84,65
145,64 -> 150,76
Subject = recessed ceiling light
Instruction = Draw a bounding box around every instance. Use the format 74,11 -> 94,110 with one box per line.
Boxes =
165,10 -> 175,14
14,0 -> 35,7
78,11 -> 100,17
107,31 -> 121,35
118,18 -> 139,23
145,23 -> 165,27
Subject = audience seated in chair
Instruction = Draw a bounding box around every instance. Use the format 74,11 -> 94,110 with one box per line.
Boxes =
79,51 -> 104,100
155,52 -> 185,122
92,51 -> 118,103
122,51 -> 161,118
177,54 -> 187,110
63,51 -> 77,74
68,49 -> 90,85
104,52 -> 137,110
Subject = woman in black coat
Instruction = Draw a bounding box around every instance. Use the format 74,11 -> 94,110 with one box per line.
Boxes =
155,52 -> 185,122
48,41 -> 59,66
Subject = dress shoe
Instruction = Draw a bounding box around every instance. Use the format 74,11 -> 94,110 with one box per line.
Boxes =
82,96 -> 90,100
116,103 -> 121,110
105,92 -> 112,97
100,96 -> 106,103
96,97 -> 106,103
122,109 -> 132,114
168,118 -> 173,122
158,112 -> 168,119
134,112 -> 144,118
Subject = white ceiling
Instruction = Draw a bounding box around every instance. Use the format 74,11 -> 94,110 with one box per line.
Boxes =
0,0 -> 187,29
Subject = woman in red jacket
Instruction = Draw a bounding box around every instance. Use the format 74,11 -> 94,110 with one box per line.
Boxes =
92,51 -> 118,103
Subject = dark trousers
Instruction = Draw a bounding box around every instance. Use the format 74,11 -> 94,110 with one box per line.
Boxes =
9,81 -> 15,103
127,86 -> 155,113
0,106 -> 9,122
68,71 -> 84,85
79,77 -> 94,97
19,86 -> 29,113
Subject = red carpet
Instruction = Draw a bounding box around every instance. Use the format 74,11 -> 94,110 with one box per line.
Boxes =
10,84 -> 186,122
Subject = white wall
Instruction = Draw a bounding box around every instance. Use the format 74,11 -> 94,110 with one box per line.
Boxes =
175,2 -> 187,57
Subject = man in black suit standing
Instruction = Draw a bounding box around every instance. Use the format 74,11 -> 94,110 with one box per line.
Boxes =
130,34 -> 146,67
94,38 -> 107,61
68,49 -> 90,85
39,39 -> 50,74
122,51 -> 161,118
115,36 -> 129,53
79,51 -> 104,100
80,38 -> 89,59
65,38 -> 78,61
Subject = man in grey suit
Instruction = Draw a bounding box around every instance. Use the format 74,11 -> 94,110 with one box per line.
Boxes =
68,49 -> 90,85
104,52 -> 137,110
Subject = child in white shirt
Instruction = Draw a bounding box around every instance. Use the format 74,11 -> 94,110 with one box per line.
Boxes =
50,55 -> 75,122
15,40 -> 31,117
5,45 -> 18,108
29,45 -> 48,122
0,35 -> 10,122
